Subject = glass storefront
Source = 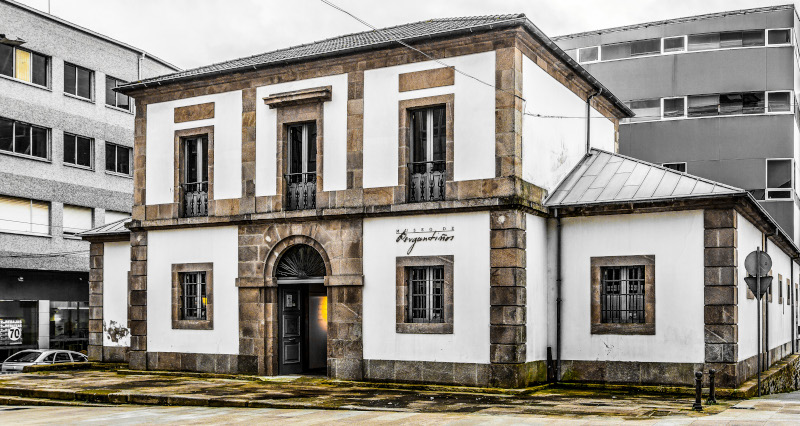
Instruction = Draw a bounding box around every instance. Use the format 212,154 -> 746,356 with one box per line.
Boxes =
0,300 -> 39,361
49,301 -> 88,352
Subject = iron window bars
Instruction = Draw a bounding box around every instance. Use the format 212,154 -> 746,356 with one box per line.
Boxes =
285,123 -> 317,210
181,271 -> 207,320
182,136 -> 208,217
407,265 -> 445,323
600,265 -> 646,324
408,106 -> 446,202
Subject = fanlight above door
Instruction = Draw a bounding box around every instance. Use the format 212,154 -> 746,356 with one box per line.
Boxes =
276,244 -> 326,279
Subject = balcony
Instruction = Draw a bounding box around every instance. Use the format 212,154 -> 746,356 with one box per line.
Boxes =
408,160 -> 445,202
181,182 -> 208,217
285,172 -> 316,211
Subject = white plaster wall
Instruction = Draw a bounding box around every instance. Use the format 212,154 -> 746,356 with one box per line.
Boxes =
362,212 -> 490,363
145,91 -> 243,204
363,52 -> 495,188
255,74 -> 348,196
521,55 -> 615,194
559,211 -> 705,363
147,226 -> 239,354
103,241 -> 131,347
766,237 -> 794,356
526,213 -> 548,362
737,214 -> 762,361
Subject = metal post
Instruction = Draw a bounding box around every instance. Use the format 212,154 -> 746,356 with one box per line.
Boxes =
757,246 -> 762,397
707,369 -> 717,405
692,371 -> 703,411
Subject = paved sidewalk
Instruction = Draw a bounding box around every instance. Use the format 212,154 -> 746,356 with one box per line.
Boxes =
0,370 -> 734,420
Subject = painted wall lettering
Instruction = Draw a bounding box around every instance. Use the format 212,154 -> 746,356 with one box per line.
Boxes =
396,226 -> 455,254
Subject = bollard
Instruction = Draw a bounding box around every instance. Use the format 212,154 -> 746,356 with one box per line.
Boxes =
692,371 -> 703,411
707,369 -> 717,405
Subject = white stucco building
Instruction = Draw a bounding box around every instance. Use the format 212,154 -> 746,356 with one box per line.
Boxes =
82,14 -> 798,389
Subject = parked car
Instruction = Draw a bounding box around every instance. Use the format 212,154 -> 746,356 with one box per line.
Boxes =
1,349 -> 88,373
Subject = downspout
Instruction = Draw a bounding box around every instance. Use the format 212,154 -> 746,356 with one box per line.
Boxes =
586,88 -> 603,153
792,258 -> 796,354
138,52 -> 145,80
555,208 -> 563,381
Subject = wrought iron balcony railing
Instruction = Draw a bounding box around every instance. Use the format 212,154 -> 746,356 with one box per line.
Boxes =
285,172 -> 316,211
408,160 -> 445,202
181,182 -> 208,217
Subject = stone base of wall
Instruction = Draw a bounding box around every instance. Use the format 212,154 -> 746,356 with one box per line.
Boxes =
363,359 -> 546,388
103,346 -> 129,363
560,360 -> 705,387
757,353 -> 800,396
139,352 -> 258,374
738,341 -> 795,387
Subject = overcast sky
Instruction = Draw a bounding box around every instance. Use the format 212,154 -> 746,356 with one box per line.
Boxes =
13,0 -> 799,70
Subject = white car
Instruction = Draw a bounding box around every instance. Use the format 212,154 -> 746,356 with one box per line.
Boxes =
1,349 -> 88,373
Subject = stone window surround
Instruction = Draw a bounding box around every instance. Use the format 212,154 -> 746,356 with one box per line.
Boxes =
174,126 -> 215,217
171,262 -> 214,330
590,255 -> 656,335
396,255 -> 454,334
397,94 -> 455,203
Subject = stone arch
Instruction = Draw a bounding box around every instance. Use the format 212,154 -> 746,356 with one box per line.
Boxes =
263,235 -> 332,286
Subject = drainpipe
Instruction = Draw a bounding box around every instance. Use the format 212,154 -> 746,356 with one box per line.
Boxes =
792,258 -> 796,354
586,88 -> 603,153
555,208 -> 563,381
138,52 -> 146,80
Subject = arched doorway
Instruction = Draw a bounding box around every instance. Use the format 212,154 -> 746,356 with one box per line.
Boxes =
275,244 -> 327,375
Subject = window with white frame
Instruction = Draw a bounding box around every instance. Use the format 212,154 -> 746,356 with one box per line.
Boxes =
687,92 -> 765,117
766,159 -> 793,200
662,162 -> 687,173
63,133 -> 92,168
64,62 -> 93,100
0,44 -> 48,87
62,205 -> 92,235
626,99 -> 660,122
0,195 -> 49,235
688,30 -> 765,51
662,97 -> 686,118
181,271 -> 207,320
601,38 -> 660,61
105,76 -> 130,111
0,116 -> 49,159
767,91 -> 791,112
662,36 -> 686,53
105,142 -> 131,175
578,46 -> 599,63
767,28 -> 791,45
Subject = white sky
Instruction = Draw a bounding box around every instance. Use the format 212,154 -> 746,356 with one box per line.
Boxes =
13,0 -> 799,70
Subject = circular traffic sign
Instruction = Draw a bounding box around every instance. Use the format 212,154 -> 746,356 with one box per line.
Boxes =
745,250 -> 772,277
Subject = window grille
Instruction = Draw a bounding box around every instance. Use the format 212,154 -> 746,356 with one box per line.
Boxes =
600,265 -> 645,324
407,266 -> 444,323
182,271 -> 207,320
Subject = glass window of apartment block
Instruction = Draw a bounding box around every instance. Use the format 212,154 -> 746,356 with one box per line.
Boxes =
663,97 -> 685,118
626,99 -> 660,122
767,91 -> 791,112
601,38 -> 660,61
0,44 -> 48,87
62,205 -> 92,235
767,159 -> 792,199
767,29 -> 791,45
64,63 -> 93,100
662,162 -> 687,173
578,46 -> 599,63
689,30 -> 764,51
63,133 -> 92,168
49,301 -> 89,351
0,117 -> 48,159
105,142 -> 131,175
662,36 -> 685,53
0,195 -> 49,235
104,210 -> 130,224
105,76 -> 130,111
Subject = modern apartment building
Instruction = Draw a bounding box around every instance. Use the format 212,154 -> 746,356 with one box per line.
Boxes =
0,0 -> 179,360
554,5 -> 800,241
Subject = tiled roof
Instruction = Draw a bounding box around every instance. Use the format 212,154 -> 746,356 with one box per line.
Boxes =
78,217 -> 131,237
545,149 -> 744,207
552,4 -> 794,41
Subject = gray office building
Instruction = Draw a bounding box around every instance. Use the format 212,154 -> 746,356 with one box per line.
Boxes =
555,5 -> 800,241
0,0 -> 178,359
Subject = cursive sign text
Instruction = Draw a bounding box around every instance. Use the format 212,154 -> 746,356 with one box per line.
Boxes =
396,227 -> 455,254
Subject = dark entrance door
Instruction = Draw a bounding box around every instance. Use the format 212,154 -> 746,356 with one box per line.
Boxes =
278,286 -> 303,375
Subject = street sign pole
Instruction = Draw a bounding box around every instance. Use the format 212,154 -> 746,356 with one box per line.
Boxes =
756,246 -> 761,397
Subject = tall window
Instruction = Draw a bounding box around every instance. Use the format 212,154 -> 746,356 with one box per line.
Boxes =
601,266 -> 646,324
0,116 -> 49,159
105,143 -> 131,175
407,266 -> 444,323
0,195 -> 49,235
285,123 -> 317,210
105,76 -> 130,111
409,106 -> 445,202
182,136 -> 208,217
0,44 -> 48,87
63,133 -> 92,168
64,63 -> 93,100
181,272 -> 207,320
766,159 -> 793,200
